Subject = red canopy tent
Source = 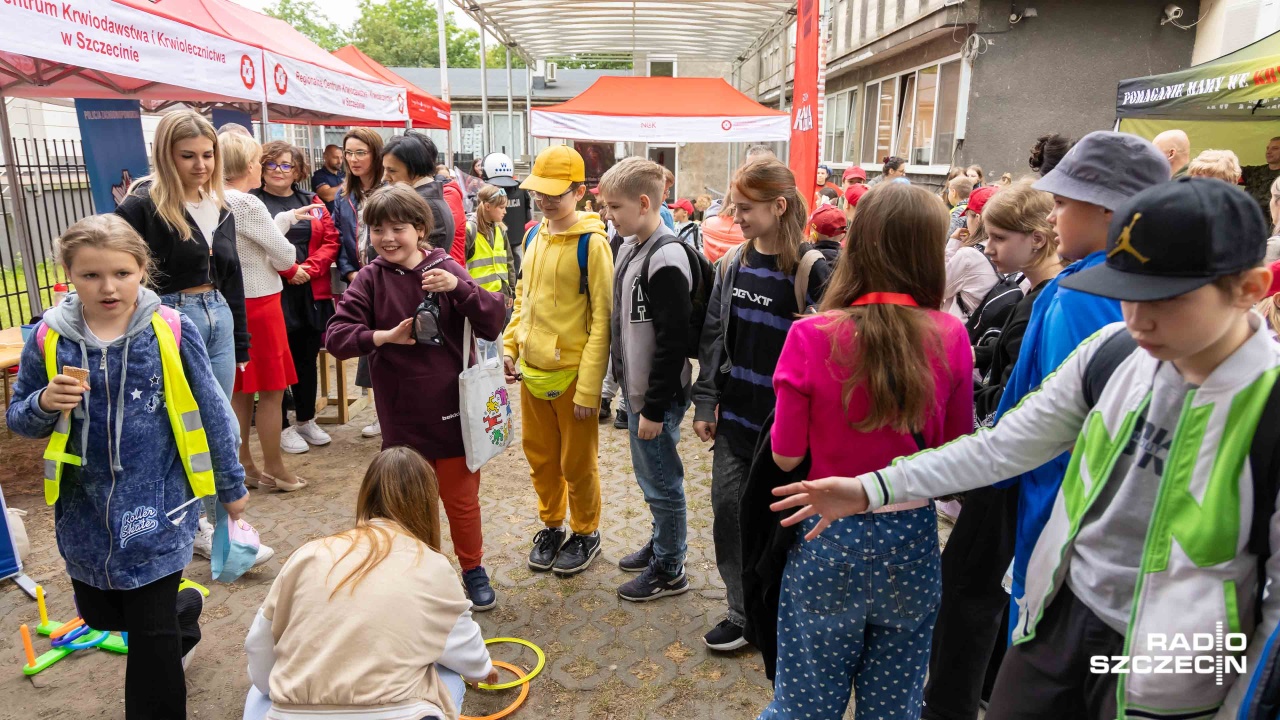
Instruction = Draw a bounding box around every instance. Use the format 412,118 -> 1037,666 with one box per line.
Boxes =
529,77 -> 789,143
332,45 -> 450,129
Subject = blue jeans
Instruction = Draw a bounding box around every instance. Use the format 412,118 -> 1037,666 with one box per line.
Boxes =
760,506 -> 941,720
628,400 -> 690,575
160,290 -> 236,401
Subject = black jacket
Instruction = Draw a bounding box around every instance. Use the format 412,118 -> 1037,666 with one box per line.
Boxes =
973,280 -> 1048,425
115,183 -> 250,363
413,178 -> 456,254
740,410 -> 809,681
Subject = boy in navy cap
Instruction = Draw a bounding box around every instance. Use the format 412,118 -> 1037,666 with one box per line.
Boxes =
772,178 -> 1280,718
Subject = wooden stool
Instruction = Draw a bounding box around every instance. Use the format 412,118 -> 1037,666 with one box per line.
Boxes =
315,350 -> 371,425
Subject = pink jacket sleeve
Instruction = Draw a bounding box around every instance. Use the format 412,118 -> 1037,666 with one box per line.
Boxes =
941,317 -> 976,444
771,320 -> 813,458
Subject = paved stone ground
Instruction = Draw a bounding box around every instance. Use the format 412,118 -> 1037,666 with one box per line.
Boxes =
0,377 -> 955,719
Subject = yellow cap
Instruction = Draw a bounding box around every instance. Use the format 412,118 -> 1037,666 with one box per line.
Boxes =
520,145 -> 586,195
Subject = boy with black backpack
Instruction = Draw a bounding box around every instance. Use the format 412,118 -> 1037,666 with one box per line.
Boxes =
772,177 -> 1280,719
599,157 -> 713,602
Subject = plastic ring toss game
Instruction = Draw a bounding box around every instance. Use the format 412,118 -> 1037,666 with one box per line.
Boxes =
458,660 -> 530,720
477,637 -> 545,691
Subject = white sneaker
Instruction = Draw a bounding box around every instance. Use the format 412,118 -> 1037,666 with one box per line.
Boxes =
295,419 -> 332,446
280,426 -> 310,454
253,541 -> 275,567
192,517 -> 214,559
362,420 -> 381,438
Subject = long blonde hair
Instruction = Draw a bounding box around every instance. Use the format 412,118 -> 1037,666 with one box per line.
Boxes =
142,110 -> 224,241
327,447 -> 443,597
732,159 -> 807,274
474,184 -> 508,245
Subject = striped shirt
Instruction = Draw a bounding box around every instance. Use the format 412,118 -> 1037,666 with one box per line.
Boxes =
718,248 -> 830,457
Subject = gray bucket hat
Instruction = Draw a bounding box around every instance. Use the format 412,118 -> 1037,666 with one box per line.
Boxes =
1033,131 -> 1170,211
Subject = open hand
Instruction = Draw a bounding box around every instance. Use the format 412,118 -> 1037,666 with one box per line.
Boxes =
422,268 -> 458,294
39,373 -> 88,413
769,477 -> 871,541
693,420 -> 717,443
374,318 -> 416,347
292,202 -> 325,222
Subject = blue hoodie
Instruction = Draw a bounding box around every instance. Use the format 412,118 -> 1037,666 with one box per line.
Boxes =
993,250 -> 1122,632
6,289 -> 245,590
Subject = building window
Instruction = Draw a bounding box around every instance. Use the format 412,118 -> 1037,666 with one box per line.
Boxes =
488,112 -> 525,156
650,60 -> 675,77
862,56 -> 963,169
823,89 -> 857,164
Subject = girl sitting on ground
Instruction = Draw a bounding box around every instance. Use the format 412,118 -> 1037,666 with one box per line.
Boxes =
243,447 -> 497,720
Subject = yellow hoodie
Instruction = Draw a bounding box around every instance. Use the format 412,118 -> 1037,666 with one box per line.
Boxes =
503,211 -> 613,408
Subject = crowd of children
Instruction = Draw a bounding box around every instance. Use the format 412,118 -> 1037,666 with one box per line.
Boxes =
12,124 -> 1280,720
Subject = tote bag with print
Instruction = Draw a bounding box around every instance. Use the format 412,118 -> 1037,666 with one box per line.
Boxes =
459,319 -> 514,471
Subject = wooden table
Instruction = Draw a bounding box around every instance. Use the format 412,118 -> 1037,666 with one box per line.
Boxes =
315,350 -> 370,425
1,326 -> 25,432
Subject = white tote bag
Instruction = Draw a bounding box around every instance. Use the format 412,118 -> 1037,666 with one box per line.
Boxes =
459,319 -> 514,471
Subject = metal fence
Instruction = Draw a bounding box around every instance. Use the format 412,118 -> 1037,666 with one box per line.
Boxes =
1,138 -> 92,329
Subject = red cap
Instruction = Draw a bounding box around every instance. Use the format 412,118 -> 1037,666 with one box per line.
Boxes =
844,184 -> 869,207
670,198 -> 695,215
809,204 -> 847,238
968,186 -> 999,215
842,166 -> 867,181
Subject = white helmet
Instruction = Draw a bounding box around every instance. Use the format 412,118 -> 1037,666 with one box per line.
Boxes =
482,152 -> 518,187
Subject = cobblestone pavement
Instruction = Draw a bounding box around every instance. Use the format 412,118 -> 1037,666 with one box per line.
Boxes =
0,384 -> 792,720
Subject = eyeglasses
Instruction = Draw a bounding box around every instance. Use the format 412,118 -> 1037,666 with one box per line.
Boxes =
531,188 -> 573,203
265,162 -> 294,172
344,150 -> 370,159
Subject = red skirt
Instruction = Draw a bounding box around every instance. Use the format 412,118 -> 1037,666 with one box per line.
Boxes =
234,293 -> 297,394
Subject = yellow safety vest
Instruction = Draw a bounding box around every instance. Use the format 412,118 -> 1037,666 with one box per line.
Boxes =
466,222 -> 509,293
41,312 -> 216,505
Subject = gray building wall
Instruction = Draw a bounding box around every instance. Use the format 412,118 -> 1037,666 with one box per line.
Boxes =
961,0 -> 1200,179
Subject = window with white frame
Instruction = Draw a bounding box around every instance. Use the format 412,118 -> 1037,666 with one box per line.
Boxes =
822,88 -> 858,164
860,57 -> 963,169
488,112 -> 525,156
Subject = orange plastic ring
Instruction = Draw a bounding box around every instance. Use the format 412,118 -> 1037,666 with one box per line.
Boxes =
48,617 -> 85,639
458,660 -> 530,720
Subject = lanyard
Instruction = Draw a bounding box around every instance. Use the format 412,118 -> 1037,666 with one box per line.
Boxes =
850,292 -> 919,307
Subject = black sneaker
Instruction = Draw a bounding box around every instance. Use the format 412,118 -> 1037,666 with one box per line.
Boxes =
463,566 -> 497,611
613,408 -> 629,430
618,540 -> 654,572
528,527 -> 567,572
617,563 -> 689,602
703,619 -> 749,651
176,587 -> 204,670
552,531 -> 601,576
599,399 -> 612,423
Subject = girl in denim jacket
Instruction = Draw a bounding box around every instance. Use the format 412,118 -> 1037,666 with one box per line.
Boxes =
6,215 -> 248,719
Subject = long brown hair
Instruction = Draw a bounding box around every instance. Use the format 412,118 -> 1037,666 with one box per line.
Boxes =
327,447 -> 443,597
732,159 -> 807,274
342,128 -> 385,205
818,183 -> 948,433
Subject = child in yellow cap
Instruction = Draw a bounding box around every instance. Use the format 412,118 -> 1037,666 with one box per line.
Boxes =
502,145 -> 614,576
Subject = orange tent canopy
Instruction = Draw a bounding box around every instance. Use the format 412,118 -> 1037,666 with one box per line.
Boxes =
332,45 -> 451,129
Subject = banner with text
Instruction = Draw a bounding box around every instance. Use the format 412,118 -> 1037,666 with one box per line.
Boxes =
788,0 -> 820,210
264,50 -> 406,122
0,0 -> 261,101
75,98 -> 149,212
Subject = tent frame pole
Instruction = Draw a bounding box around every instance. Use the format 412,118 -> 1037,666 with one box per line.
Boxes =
506,46 -> 515,157
0,93 -> 43,317
259,101 -> 269,143
525,63 -> 533,160
437,0 -> 452,166
479,14 -> 489,158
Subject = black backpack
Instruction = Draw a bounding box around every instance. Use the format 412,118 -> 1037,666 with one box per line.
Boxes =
677,222 -> 703,252
959,245 -> 1025,345
639,233 -> 715,359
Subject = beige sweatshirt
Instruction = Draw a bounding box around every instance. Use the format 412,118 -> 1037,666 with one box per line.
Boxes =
248,521 -> 490,719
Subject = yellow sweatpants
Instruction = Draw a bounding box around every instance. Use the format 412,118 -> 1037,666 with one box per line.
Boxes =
520,380 -> 601,535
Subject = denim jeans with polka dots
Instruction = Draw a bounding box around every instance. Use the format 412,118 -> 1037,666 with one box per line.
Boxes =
761,505 -> 941,720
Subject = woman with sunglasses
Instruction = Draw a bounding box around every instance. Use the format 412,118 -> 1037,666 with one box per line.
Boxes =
250,141 -> 340,460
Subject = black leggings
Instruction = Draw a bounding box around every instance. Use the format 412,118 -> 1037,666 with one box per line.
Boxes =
285,326 -> 323,424
72,571 -> 197,719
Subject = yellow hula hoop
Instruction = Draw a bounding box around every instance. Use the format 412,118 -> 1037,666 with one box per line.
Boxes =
477,637 -> 546,691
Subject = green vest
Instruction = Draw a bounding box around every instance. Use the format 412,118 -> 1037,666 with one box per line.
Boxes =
41,312 -> 216,505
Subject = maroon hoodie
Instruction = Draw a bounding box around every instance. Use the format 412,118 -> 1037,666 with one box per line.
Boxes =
324,247 -> 506,459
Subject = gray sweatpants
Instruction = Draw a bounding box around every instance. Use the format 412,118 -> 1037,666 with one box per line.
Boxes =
711,440 -> 752,628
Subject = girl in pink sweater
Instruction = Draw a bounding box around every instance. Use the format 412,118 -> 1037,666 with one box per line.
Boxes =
759,183 -> 974,720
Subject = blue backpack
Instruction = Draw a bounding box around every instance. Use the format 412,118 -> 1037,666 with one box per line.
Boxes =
523,221 -> 592,295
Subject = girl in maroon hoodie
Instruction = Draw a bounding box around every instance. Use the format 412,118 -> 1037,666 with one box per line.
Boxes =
325,185 -> 506,611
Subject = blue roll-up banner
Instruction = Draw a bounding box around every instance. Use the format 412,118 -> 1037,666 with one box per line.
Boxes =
0,485 -> 22,583
212,108 -> 254,136
74,99 -> 150,213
